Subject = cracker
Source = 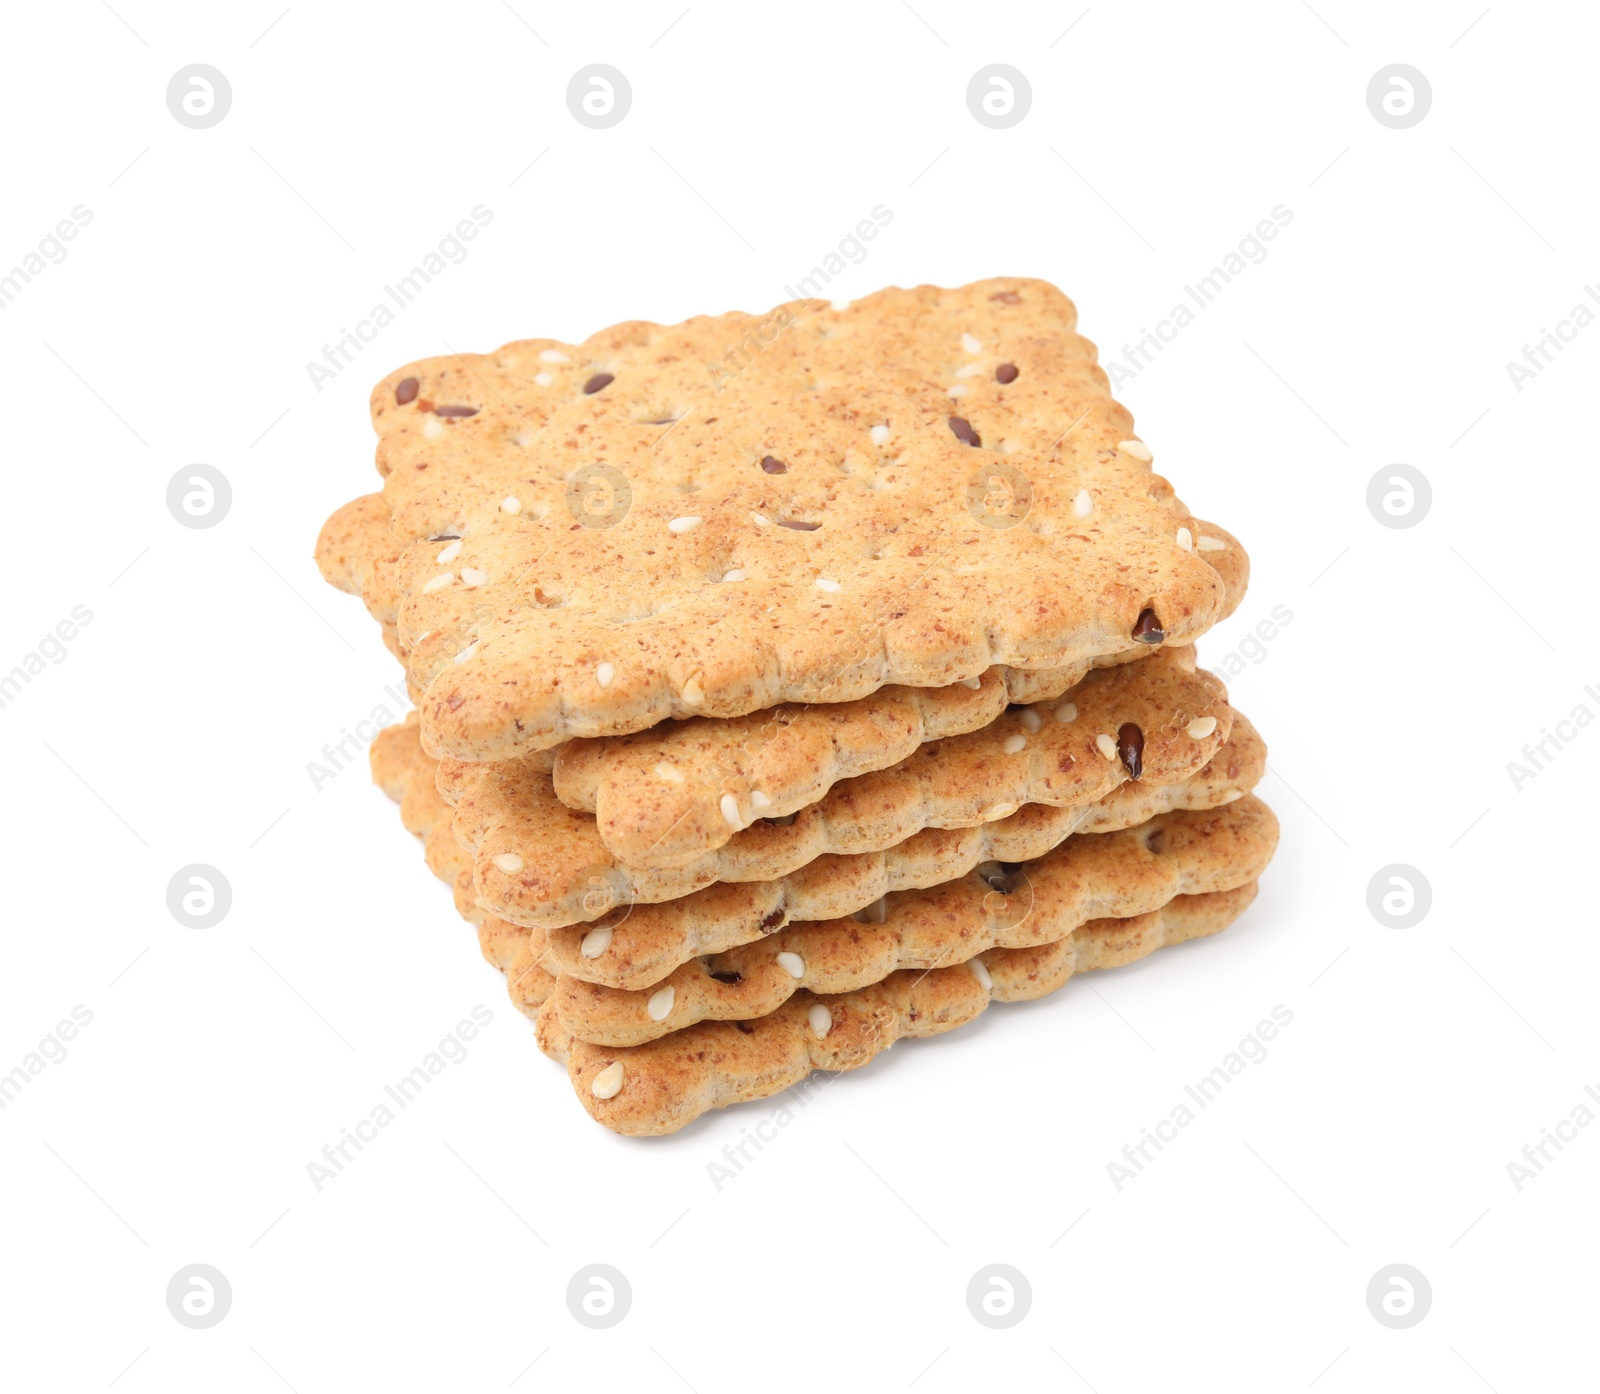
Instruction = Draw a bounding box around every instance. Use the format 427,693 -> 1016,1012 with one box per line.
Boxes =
551,788 -> 1273,1046
321,489 -> 1245,818
537,882 -> 1261,1135
445,646 -> 1233,928
356,278 -> 1242,759
545,632 -> 1226,869
544,788 -> 1275,997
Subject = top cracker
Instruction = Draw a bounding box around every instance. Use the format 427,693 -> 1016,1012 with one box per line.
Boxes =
371,278 -> 1233,761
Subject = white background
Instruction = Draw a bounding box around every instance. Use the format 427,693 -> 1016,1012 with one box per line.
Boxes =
2,1 -> 1594,1388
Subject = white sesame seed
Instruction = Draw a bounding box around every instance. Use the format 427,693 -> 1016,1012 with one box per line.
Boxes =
1073,489 -> 1093,518
947,384 -> 969,398
815,577 -> 841,593
436,540 -> 463,564
501,496 -> 522,514
460,567 -> 488,588
1187,716 -> 1218,739
1053,702 -> 1078,723
423,572 -> 455,594
534,372 -> 554,386
1176,527 -> 1193,551
750,790 -> 771,810
580,925 -> 613,959
538,349 -> 569,363
595,662 -> 615,688
668,516 -> 702,534
808,1003 -> 833,1037
721,569 -> 746,583
647,986 -> 675,1022
870,424 -> 890,446
961,332 -> 983,354
681,676 -> 705,705
1095,733 -> 1117,760
831,297 -> 850,311
954,363 -> 984,378
1117,439 -> 1153,462
984,802 -> 1019,820
1003,734 -> 1027,755
422,418 -> 443,439
491,853 -> 524,873
654,762 -> 684,783
961,677 -> 982,690
970,957 -> 994,990
1018,708 -> 1042,733
1197,535 -> 1226,552
590,1061 -> 624,1099
1219,788 -> 1244,803
777,951 -> 805,979
453,641 -> 479,665
750,512 -> 770,527
719,793 -> 742,829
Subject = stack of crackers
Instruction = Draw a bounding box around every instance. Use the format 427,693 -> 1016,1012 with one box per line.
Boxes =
316,279 -> 1278,1137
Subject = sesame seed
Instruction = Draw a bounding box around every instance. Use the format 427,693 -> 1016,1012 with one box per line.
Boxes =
1176,527 -> 1193,551
654,762 -> 685,783
513,432 -> 533,447
1018,708 -> 1042,733
647,986 -> 675,1022
501,496 -> 522,514
869,424 -> 890,445
422,418 -> 443,439
1095,734 -> 1117,760
590,1061 -> 624,1099
1053,702 -> 1078,723
1003,734 -> 1027,755
668,516 -> 702,534
947,384 -> 969,398
580,925 -> 613,959
437,540 -> 463,564
423,572 -> 455,594
596,662 -> 615,688
491,853 -> 524,873
453,641 -> 479,665
1073,489 -> 1093,517
961,677 -> 983,690
1187,716 -> 1218,738
750,512 -> 771,527
777,951 -> 806,978
831,297 -> 850,311
750,790 -> 772,809
1197,535 -> 1226,552
534,372 -> 554,386
970,957 -> 994,990
681,676 -> 705,705
961,332 -> 983,354
719,793 -> 742,829
460,567 -> 488,587
808,1003 -> 833,1037
815,577 -> 841,593
1219,788 -> 1244,803
721,569 -> 746,583
538,349 -> 569,363
1117,439 -> 1153,462
984,802 -> 1019,820
954,363 -> 984,379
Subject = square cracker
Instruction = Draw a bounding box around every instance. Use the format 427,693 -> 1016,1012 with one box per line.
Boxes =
539,881 -> 1265,1136
365,278 -> 1235,760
